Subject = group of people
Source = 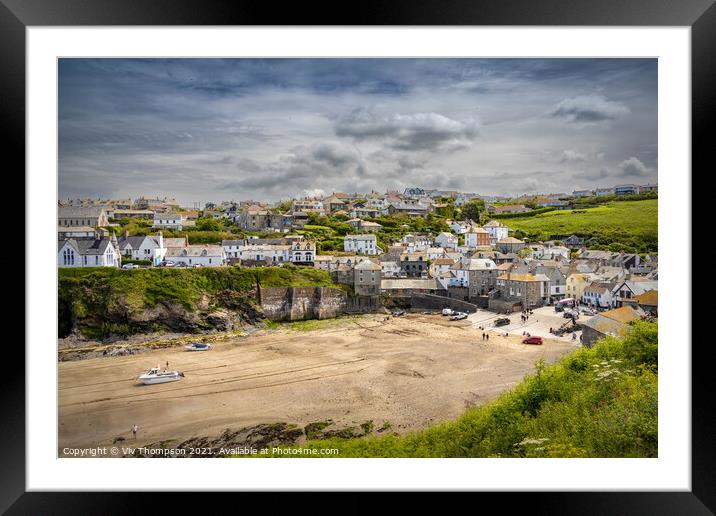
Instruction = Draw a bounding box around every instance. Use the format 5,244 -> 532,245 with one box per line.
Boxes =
520,309 -> 534,323
481,332 -> 490,341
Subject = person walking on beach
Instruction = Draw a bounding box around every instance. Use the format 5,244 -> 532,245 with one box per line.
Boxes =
132,424 -> 138,440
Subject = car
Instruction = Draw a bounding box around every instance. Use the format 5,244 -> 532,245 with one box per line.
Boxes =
554,304 -> 564,312
441,308 -> 454,316
392,310 -> 405,317
450,312 -> 468,321
522,336 -> 543,345
121,263 -> 138,269
163,261 -> 176,267
494,317 -> 511,327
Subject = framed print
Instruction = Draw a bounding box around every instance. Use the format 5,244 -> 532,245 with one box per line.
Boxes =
3,0 -> 709,512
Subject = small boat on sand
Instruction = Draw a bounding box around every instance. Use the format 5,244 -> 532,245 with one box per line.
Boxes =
138,366 -> 185,385
185,342 -> 212,351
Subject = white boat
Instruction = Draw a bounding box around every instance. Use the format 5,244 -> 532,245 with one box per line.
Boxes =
138,366 -> 184,385
185,342 -> 212,351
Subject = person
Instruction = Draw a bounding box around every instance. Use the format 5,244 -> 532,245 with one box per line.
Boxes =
572,332 -> 577,341
132,424 -> 138,439
486,333 -> 489,340
165,361 -> 169,371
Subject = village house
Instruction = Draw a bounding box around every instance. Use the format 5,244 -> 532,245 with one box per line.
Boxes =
58,226 -> 95,239
350,206 -> 382,219
566,273 -> 599,301
290,239 -> 316,264
354,260 -> 382,296
434,231 -> 458,250
292,199 -> 325,215
165,244 -> 226,267
595,187 -> 615,197
495,272 -> 551,309
582,282 -> 616,309
386,202 -> 429,217
456,258 -> 499,299
614,184 -> 639,195
379,260 -> 402,278
533,264 -> 567,302
483,219 -> 509,243
117,231 -> 167,266
564,235 -> 585,250
322,195 -> 346,213
108,209 -> 155,220
449,220 -> 471,235
465,226 -> 491,249
429,257 -> 455,279
134,196 -> 179,212
312,255 -> 334,271
541,245 -> 571,261
345,218 -> 382,232
611,280 -> 659,307
622,290 -> 658,316
399,251 -> 428,277
580,306 -> 643,347
488,204 -> 530,215
58,229 -> 120,268
153,213 -> 186,231
221,239 -> 247,261
58,206 -> 110,228
344,234 -> 379,255
496,237 -> 526,254
572,190 -> 593,197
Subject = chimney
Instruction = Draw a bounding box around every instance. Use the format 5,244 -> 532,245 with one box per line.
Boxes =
158,230 -> 164,249
124,229 -> 129,239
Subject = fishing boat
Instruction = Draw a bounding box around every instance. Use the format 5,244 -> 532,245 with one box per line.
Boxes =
185,342 -> 212,351
138,366 -> 185,385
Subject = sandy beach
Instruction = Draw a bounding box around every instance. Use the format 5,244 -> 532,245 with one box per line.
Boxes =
58,313 -> 579,454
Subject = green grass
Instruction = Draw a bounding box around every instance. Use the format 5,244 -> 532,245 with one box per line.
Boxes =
251,321 -> 657,458
503,200 -> 657,253
58,266 -> 341,338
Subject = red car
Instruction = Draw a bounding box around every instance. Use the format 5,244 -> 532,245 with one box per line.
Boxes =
522,336 -> 543,345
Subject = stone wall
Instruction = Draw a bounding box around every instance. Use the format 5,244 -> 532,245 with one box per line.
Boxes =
410,293 -> 478,313
259,287 -> 383,321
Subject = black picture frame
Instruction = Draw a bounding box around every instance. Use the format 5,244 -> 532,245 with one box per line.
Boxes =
3,0 -> 708,512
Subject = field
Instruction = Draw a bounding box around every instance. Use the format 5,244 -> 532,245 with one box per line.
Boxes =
503,199 -> 657,253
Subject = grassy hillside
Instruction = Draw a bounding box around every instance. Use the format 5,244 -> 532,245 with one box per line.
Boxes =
262,322 -> 657,458
503,200 -> 657,253
58,265 -> 339,338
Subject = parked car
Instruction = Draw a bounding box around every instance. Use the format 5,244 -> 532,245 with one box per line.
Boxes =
522,336 -> 543,345
392,310 -> 405,317
121,263 -> 139,269
450,312 -> 468,321
554,304 -> 564,312
163,261 -> 176,267
441,308 -> 454,316
494,317 -> 511,327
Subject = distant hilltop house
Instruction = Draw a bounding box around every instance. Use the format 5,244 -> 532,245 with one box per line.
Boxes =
387,202 -> 429,217
614,184 -> 639,196
134,196 -> 179,212
595,187 -> 615,197
572,190 -> 593,197
153,213 -> 189,231
403,187 -> 426,197
58,206 -> 110,229
57,228 -> 120,268
346,218 -> 383,233
488,204 -> 530,215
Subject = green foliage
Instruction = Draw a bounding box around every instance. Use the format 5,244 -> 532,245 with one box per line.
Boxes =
268,322 -> 658,458
503,200 -> 657,253
492,207 -> 556,219
195,217 -> 222,231
58,266 -> 340,338
459,199 -> 485,221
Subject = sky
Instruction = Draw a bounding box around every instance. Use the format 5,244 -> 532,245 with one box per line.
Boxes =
58,58 -> 658,204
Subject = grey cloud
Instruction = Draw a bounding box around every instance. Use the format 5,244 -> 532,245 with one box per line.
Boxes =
560,149 -> 587,163
550,95 -> 630,123
617,156 -> 652,177
335,108 -> 479,151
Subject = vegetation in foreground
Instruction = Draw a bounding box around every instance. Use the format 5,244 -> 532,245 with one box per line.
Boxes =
504,199 -> 657,254
256,322 -> 657,458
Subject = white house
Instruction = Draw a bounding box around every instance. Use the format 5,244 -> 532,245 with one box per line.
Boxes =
483,220 -> 509,243
165,245 -> 226,267
58,234 -> 120,268
380,260 -> 401,278
449,221 -> 470,235
426,247 -> 446,261
153,213 -> 185,231
221,239 -> 247,260
611,280 -> 658,307
434,232 -> 458,250
344,234 -> 379,255
290,239 -> 316,263
117,232 -> 167,266
582,283 -> 616,308
541,245 -> 571,261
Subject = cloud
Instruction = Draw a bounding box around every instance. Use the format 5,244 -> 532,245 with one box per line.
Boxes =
559,149 -> 587,163
617,156 -> 652,177
335,108 -> 478,151
580,168 -> 610,181
550,95 -> 629,123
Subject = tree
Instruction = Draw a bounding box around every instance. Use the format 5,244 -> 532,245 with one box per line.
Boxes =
461,199 -> 485,222
195,217 -> 221,232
